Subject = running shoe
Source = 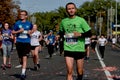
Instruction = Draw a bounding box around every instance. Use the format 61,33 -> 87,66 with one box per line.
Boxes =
20,74 -> 26,80
1,64 -> 6,70
34,65 -> 38,71
37,64 -> 40,68
15,64 -> 22,68
84,57 -> 89,60
53,53 -> 56,55
6,64 -> 11,68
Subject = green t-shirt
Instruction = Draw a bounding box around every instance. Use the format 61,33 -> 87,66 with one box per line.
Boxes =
60,16 -> 91,52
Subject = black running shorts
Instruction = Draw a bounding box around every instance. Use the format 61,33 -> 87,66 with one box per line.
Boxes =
16,42 -> 31,58
64,51 -> 85,60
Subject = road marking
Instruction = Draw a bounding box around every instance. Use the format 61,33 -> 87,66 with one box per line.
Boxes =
95,47 -> 113,80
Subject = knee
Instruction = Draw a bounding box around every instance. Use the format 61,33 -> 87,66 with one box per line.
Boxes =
33,55 -> 36,58
33,54 -> 38,58
77,69 -> 83,75
3,52 -> 7,57
67,70 -> 73,75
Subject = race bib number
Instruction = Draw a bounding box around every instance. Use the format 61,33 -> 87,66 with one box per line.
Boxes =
18,30 -> 28,39
3,33 -> 9,40
65,38 -> 78,45
18,33 -> 28,38
23,30 -> 28,34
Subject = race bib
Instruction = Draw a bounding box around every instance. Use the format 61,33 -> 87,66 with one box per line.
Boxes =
18,33 -> 28,38
23,30 -> 28,34
64,33 -> 74,38
2,33 -> 9,40
65,38 -> 78,45
18,30 -> 28,38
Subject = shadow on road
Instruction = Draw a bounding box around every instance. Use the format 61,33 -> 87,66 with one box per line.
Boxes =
9,74 -> 21,78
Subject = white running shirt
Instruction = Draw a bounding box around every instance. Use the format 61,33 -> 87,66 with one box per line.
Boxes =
31,30 -> 41,46
112,38 -> 116,44
85,37 -> 91,45
98,38 -> 107,46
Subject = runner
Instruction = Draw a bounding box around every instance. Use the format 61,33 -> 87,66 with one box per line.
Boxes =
59,36 -> 64,56
46,30 -> 56,58
91,35 -> 97,53
85,37 -> 91,61
98,34 -> 107,60
59,2 -> 91,80
12,10 -> 33,80
39,33 -> 44,53
55,35 -> 59,54
30,24 -> 41,70
1,22 -> 13,70
111,36 -> 117,49
0,31 -> 2,56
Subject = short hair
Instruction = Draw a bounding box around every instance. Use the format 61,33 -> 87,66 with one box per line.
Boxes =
20,10 -> 28,16
101,34 -> 105,37
49,30 -> 53,33
65,2 -> 77,10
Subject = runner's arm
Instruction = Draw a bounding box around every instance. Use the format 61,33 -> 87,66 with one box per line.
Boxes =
81,30 -> 92,38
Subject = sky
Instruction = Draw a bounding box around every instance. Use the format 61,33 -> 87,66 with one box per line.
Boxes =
19,0 -> 92,14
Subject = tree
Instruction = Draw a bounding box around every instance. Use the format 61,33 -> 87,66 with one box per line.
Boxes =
77,0 -> 119,35
0,0 -> 20,27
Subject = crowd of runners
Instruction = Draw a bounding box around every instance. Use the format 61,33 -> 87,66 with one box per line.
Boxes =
0,2 -> 119,80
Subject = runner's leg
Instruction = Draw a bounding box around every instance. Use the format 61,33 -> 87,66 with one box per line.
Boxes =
65,57 -> 74,80
76,58 -> 84,80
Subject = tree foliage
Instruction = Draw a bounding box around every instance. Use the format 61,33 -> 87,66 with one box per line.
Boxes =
1,0 -> 120,35
0,0 -> 20,27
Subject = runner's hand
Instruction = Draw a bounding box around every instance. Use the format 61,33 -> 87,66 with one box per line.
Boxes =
19,28 -> 24,33
73,31 -> 81,37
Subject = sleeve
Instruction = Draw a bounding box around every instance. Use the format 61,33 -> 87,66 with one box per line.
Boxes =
30,23 -> 33,30
10,30 -> 12,34
13,23 -> 18,31
59,21 -> 65,39
59,21 -> 63,32
81,30 -> 92,38
81,18 -> 91,32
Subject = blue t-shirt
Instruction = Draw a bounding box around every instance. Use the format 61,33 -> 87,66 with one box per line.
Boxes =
13,20 -> 33,43
47,34 -> 55,45
2,29 -> 12,45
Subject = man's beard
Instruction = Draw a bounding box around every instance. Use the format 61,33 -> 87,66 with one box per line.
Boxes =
67,12 -> 75,17
68,14 -> 75,17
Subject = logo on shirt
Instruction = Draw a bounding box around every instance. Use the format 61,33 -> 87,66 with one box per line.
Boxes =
26,26 -> 29,28
19,25 -> 22,28
66,24 -> 76,33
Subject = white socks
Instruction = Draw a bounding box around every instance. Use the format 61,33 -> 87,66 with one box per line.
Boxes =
21,69 -> 26,75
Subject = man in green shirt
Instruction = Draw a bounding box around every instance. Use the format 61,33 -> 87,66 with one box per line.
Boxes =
59,2 -> 91,80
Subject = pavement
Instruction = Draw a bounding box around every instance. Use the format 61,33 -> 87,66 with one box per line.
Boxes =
0,44 -> 120,80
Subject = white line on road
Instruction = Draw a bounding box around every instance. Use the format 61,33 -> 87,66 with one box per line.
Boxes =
95,47 -> 113,80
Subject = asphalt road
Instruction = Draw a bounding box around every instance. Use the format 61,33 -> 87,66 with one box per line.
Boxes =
0,43 -> 120,80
